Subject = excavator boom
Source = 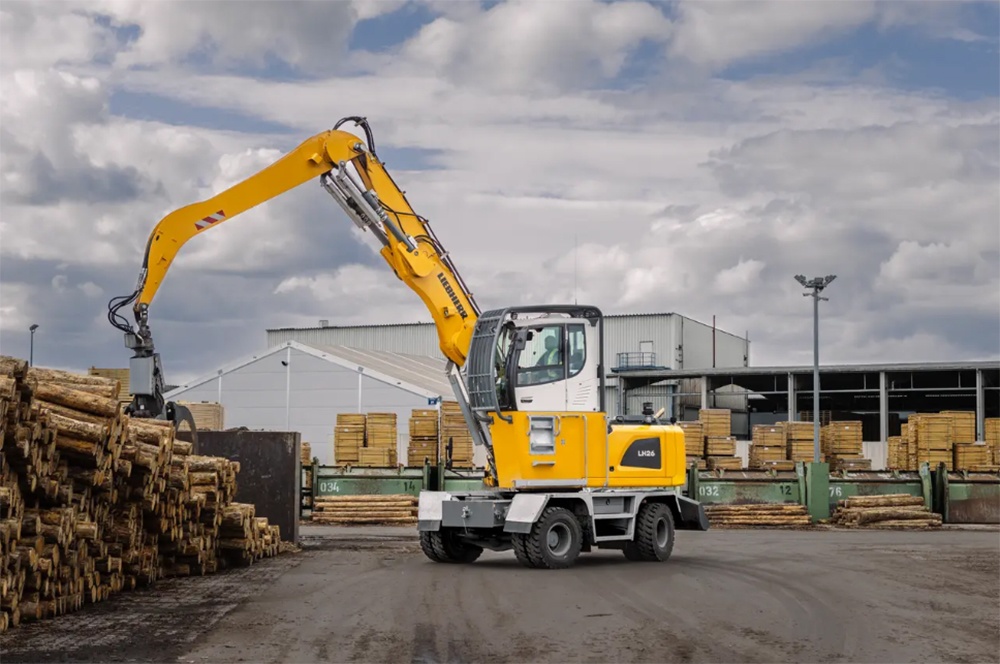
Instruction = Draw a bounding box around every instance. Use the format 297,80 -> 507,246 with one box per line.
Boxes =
108,117 -> 490,478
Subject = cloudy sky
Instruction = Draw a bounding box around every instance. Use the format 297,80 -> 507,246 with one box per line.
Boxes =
1,0 -> 998,385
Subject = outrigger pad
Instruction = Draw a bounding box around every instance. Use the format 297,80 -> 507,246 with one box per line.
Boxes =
673,494 -> 710,531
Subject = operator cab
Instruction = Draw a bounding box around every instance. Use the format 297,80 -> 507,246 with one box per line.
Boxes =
465,305 -> 605,418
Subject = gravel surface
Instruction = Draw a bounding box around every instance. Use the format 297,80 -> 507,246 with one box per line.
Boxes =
2,526 -> 998,663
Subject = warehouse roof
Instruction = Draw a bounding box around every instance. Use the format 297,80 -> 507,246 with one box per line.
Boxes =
611,360 -> 1000,379
164,341 -> 453,401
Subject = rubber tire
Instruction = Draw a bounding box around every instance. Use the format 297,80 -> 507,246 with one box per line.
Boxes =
511,533 -> 539,568
518,506 -> 583,569
419,529 -> 483,563
623,502 -> 675,562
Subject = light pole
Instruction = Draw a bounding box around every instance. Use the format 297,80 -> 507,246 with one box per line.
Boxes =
795,275 -> 836,462
29,324 -> 39,366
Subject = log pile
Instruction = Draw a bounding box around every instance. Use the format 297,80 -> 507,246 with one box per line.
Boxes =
0,356 -> 287,632
703,503 -> 812,528
407,409 -> 439,466
831,494 -> 941,529
310,494 -> 418,525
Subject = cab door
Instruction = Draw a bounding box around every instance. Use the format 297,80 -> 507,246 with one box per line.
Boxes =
510,323 -> 567,412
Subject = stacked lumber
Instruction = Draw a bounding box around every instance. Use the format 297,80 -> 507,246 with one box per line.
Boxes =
903,421 -> 918,471
704,503 -> 812,528
360,413 -> 398,467
699,409 -> 741,469
821,421 -> 865,467
407,409 -> 439,466
687,456 -> 707,471
830,457 -> 872,472
0,356 -> 286,632
440,401 -> 474,468
942,411 -> 975,444
310,494 -> 417,525
831,494 -> 941,529
676,421 -> 704,457
333,414 -> 364,465
987,419 -> 1000,466
782,421 -> 818,462
749,425 -> 786,468
699,409 -> 730,439
175,401 -> 224,430
953,443 -> 996,472
887,436 -> 908,470
707,456 -> 742,471
914,413 -> 953,471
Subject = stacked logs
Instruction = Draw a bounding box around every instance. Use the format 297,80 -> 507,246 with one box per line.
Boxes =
0,356 -> 286,631
310,494 -> 418,525
703,503 -> 812,528
831,494 -> 941,529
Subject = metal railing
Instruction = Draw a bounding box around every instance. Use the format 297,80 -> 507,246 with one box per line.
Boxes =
615,352 -> 657,369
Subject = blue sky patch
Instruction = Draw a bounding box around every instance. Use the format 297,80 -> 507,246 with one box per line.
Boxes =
109,90 -> 297,135
719,9 -> 1000,100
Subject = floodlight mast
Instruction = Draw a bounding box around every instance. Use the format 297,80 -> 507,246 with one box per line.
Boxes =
796,275 -> 836,462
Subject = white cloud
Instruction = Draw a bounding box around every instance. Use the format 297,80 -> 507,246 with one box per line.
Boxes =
396,0 -> 671,92
715,259 -> 766,294
667,0 -> 876,70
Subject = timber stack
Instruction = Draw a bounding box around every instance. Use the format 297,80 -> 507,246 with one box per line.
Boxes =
703,503 -> 812,528
407,409 -> 439,466
831,494 -> 941,529
310,494 -> 417,525
0,355 -> 286,632
677,421 -> 705,470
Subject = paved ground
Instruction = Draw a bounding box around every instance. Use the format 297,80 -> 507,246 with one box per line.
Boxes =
2,525 -> 998,663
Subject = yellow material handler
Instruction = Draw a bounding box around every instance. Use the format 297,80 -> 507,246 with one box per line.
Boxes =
109,116 -> 709,570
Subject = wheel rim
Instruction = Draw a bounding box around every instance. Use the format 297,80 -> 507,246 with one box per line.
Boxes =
655,517 -> 668,548
547,523 -> 572,557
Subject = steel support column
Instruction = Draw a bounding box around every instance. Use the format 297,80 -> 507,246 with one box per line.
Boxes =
788,373 -> 796,421
976,369 -> 985,441
879,371 -> 888,443
701,376 -> 708,410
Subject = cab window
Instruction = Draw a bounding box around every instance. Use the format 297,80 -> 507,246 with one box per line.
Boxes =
516,325 -> 564,386
568,324 -> 586,377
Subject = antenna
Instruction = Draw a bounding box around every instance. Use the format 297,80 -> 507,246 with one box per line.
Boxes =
574,234 -> 578,305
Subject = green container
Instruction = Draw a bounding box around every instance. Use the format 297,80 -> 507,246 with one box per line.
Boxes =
313,466 -> 426,497
827,464 -> 932,514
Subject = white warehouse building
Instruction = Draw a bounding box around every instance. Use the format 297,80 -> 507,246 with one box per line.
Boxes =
165,312 -> 749,467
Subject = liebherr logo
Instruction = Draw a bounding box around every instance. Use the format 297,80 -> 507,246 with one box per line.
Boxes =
437,272 -> 469,319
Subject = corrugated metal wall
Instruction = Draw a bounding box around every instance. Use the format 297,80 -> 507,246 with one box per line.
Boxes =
165,348 -> 431,465
269,314 -> 748,371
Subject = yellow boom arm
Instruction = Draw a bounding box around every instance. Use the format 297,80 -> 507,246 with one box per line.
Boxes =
110,117 -> 479,368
